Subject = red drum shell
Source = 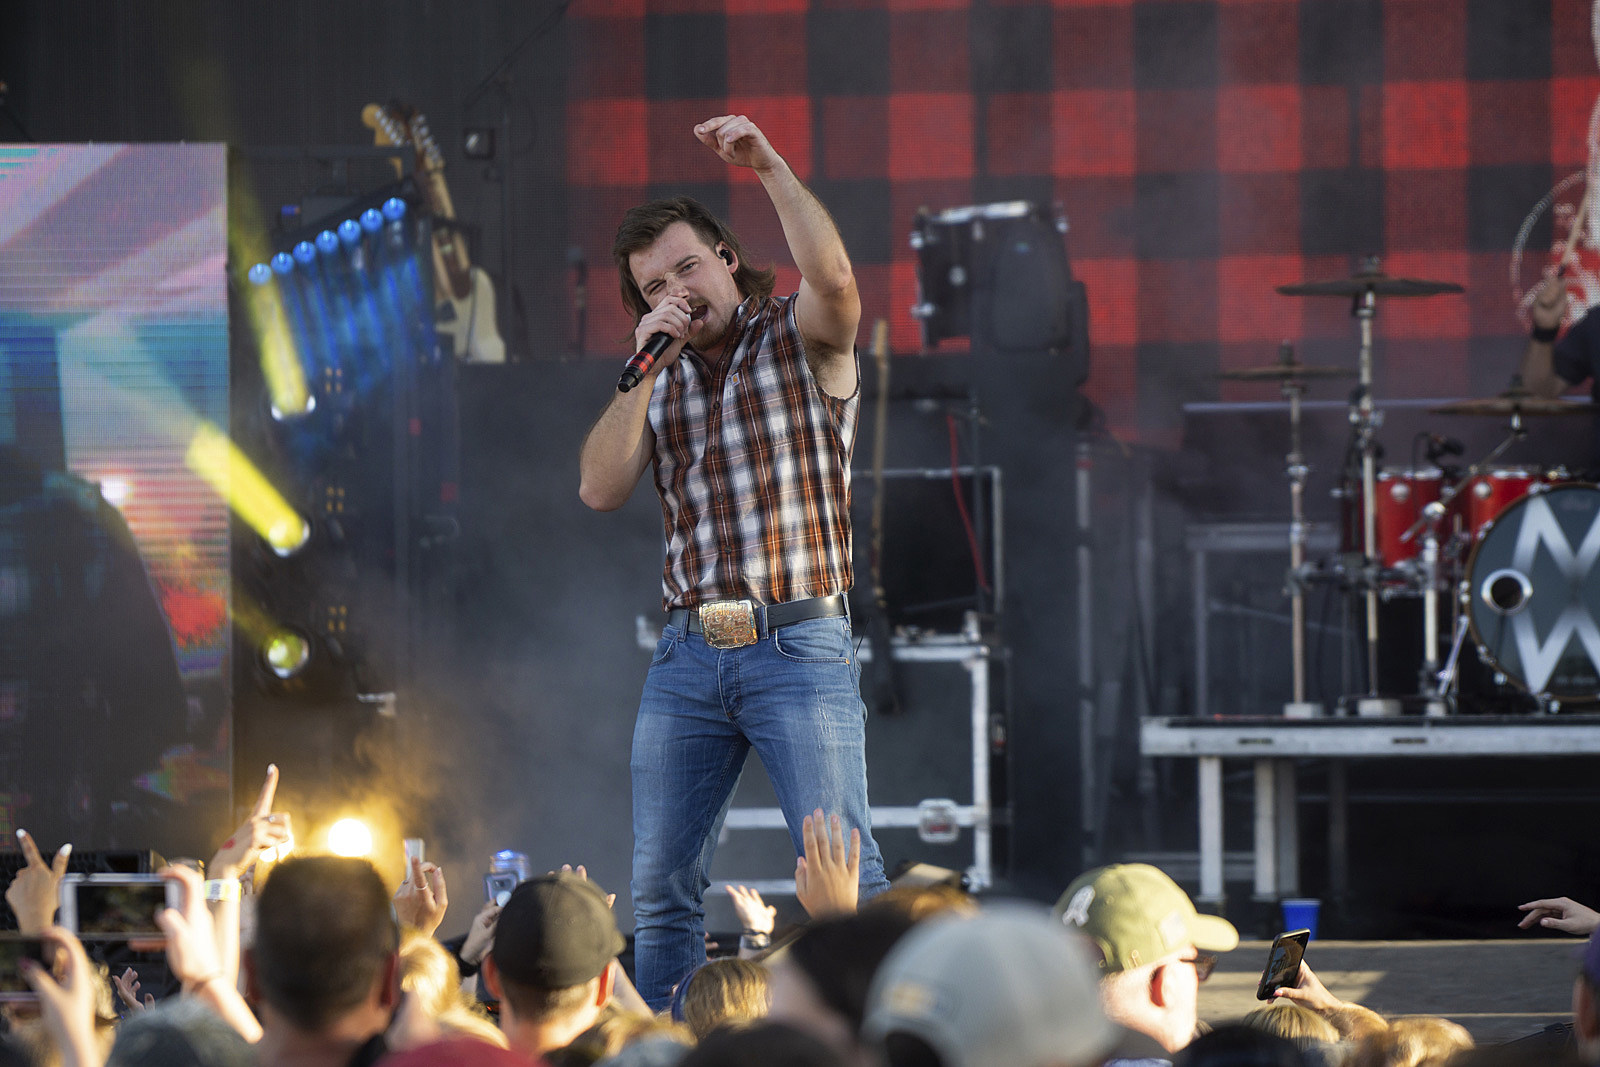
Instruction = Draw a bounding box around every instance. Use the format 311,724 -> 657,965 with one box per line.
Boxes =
1453,466 -> 1548,541
1369,469 -> 1444,568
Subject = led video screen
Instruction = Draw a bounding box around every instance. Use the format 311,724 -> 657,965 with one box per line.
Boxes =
0,144 -> 230,854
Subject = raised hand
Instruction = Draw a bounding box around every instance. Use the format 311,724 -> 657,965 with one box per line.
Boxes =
209,764 -> 292,879
1271,959 -> 1345,1014
794,809 -> 860,919
393,857 -> 449,937
113,967 -> 153,1012
153,865 -> 222,990
695,115 -> 781,173
559,863 -> 618,909
459,901 -> 501,967
7,830 -> 71,936
23,927 -> 102,1067
154,864 -> 262,1042
726,884 -> 776,936
1518,896 -> 1600,936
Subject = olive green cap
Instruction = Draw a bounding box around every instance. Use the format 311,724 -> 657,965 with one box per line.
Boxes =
1053,863 -> 1238,974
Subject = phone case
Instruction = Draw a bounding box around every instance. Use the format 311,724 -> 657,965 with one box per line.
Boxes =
1256,928 -> 1311,1000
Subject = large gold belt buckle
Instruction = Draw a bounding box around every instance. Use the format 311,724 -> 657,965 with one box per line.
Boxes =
699,600 -> 758,649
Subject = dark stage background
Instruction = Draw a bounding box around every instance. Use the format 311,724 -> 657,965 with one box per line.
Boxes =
6,1 -> 1600,938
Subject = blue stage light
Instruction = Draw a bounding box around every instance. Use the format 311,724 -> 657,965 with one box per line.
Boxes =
271,252 -> 294,275
316,230 -> 340,255
360,208 -> 383,233
293,241 -> 317,265
382,197 -> 407,221
338,219 -> 362,245
248,263 -> 273,286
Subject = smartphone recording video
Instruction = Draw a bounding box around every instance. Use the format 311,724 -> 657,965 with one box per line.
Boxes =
58,875 -> 181,939
1256,928 -> 1311,1000
0,937 -> 47,1002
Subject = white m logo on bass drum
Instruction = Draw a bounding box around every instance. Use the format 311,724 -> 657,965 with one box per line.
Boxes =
1503,494 -> 1600,693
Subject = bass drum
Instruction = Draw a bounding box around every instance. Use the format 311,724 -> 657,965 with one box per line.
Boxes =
1463,483 -> 1600,703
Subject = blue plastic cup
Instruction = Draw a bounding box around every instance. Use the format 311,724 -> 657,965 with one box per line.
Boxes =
1281,898 -> 1321,940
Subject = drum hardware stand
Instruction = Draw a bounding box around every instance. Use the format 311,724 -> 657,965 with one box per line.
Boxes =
1275,262 -> 1464,715
1279,345 -> 1322,718
1218,344 -> 1355,716
1411,510 -> 1449,716
1395,401 -> 1529,713
1273,255 -> 1465,716
1350,275 -> 1395,716
1435,610 -> 1471,708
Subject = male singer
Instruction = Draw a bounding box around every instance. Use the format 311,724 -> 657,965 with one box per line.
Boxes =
578,114 -> 888,1007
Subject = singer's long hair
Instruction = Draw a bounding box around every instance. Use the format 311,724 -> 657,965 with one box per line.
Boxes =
612,196 -> 776,324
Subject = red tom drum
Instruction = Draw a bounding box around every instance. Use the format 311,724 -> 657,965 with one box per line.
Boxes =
1453,466 -> 1570,541
1346,469 -> 1444,569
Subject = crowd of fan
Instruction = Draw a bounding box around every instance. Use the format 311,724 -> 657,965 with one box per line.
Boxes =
3,766 -> 1598,1067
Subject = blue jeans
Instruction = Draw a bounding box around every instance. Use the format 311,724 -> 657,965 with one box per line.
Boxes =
629,613 -> 890,1008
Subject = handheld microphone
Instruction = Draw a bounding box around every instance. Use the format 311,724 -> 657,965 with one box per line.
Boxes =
618,332 -> 672,393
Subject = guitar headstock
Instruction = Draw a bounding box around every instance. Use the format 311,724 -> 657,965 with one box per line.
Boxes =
361,102 -> 414,149
407,112 -> 446,174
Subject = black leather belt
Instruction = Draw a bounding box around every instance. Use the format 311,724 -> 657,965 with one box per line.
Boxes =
667,593 -> 847,645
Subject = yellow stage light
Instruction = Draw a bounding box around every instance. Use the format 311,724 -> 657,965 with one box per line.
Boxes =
253,291 -> 311,421
184,422 -> 310,556
233,190 -> 311,421
328,818 -> 374,857
262,629 -> 311,679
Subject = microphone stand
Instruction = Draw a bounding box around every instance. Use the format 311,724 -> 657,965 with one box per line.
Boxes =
463,1 -> 572,361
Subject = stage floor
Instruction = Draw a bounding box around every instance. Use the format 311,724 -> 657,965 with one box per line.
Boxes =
1200,939 -> 1579,1044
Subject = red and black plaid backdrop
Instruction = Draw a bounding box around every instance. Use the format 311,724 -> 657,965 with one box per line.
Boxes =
563,0 -> 1597,443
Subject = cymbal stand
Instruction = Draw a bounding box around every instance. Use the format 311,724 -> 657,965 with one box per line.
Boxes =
1281,348 -> 1321,717
1350,273 -> 1391,714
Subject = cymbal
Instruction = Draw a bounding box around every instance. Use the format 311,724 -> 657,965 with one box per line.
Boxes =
1431,391 -> 1596,416
1276,270 -> 1464,298
1219,363 -> 1356,381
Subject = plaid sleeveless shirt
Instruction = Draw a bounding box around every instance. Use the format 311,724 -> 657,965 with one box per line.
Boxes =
646,293 -> 859,610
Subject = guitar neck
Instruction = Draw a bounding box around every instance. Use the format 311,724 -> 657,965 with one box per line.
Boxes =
421,168 -> 459,222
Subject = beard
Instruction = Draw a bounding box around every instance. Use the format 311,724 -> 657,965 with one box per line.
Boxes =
689,304 -> 730,352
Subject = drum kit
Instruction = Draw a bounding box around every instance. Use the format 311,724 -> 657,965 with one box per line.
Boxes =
1223,257 -> 1600,716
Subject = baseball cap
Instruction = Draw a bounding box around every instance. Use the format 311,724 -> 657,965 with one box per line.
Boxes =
491,871 -> 626,988
1054,863 -> 1238,974
862,904 -> 1120,1067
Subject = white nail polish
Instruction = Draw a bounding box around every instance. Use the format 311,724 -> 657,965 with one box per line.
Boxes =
59,844 -> 72,858
14,829 -> 24,840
